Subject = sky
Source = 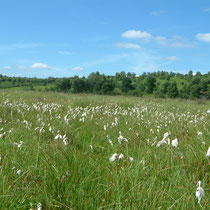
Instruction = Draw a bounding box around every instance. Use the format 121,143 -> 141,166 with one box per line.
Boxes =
0,0 -> 210,78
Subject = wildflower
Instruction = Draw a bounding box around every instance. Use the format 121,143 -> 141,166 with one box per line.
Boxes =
37,202 -> 42,210
62,134 -> 68,145
117,132 -> 128,144
128,157 -> 134,161
172,138 -> 178,147
206,147 -> 210,158
196,181 -> 205,204
54,134 -> 62,140
156,132 -> 170,147
197,131 -> 203,136
17,169 -> 21,175
109,153 -> 118,162
118,154 -> 124,160
90,145 -> 93,151
106,135 -> 113,146
14,141 -> 23,148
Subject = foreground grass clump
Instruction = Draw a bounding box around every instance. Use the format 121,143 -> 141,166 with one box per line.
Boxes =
0,90 -> 209,209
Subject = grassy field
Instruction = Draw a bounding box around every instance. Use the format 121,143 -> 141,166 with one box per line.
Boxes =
0,90 -> 209,209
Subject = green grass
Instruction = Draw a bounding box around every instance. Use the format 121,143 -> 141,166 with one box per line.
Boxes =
0,90 -> 209,209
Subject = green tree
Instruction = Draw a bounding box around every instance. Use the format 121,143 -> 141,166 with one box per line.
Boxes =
167,82 -> 178,98
145,76 -> 156,94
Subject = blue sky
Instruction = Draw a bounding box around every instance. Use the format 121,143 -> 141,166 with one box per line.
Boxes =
0,0 -> 210,78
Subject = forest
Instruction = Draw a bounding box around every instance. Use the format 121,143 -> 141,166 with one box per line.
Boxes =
0,70 -> 209,99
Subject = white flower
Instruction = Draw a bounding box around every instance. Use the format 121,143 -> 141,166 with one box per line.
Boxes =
17,169 -> 21,175
117,132 -> 128,144
109,153 -> 118,162
156,132 -> 170,147
197,131 -> 203,136
206,147 -> 210,158
14,141 -> 23,148
54,134 -> 62,140
37,202 -> 42,210
118,154 -> 124,160
63,134 -> 68,145
63,139 -> 68,145
172,138 -> 178,147
128,157 -> 134,161
196,181 -> 205,204
163,132 -> 170,139
106,135 -> 113,146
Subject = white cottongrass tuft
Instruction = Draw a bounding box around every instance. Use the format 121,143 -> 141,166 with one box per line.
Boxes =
196,180 -> 205,205
16,169 -> 22,175
109,153 -> 118,162
128,157 -> 134,161
14,141 -> 23,148
197,131 -> 203,136
156,132 -> 171,147
118,154 -> 124,160
117,131 -> 128,144
54,134 -> 68,145
172,138 -> 178,147
106,135 -> 113,146
37,202 -> 42,210
54,134 -> 62,140
206,147 -> 210,158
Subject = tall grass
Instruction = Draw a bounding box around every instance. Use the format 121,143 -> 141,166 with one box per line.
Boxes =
0,90 -> 209,209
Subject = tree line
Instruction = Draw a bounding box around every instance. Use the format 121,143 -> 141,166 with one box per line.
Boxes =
0,70 -> 209,99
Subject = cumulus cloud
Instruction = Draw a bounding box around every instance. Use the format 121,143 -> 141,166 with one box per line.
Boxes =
165,56 -> 177,61
196,33 -> 210,43
73,66 -> 84,71
122,30 -> 152,40
31,63 -> 50,69
116,42 -> 141,49
121,30 -> 193,48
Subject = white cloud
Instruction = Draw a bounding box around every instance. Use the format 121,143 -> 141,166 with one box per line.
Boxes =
151,10 -> 166,16
116,42 -> 141,49
122,30 -> 152,40
165,56 -> 177,61
32,63 -> 50,69
122,30 -> 193,48
155,35 -> 194,48
196,33 -> 210,43
73,66 -> 84,71
3,66 -> 12,70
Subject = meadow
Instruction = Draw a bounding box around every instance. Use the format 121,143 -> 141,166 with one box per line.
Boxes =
0,90 -> 209,209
